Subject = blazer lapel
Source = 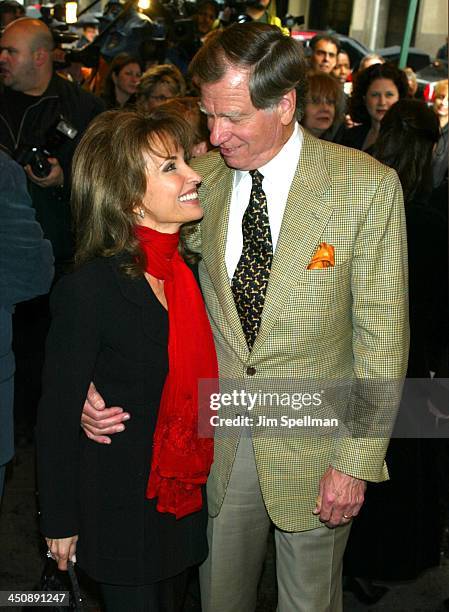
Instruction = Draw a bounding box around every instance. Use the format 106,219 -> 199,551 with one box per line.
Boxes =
200,165 -> 250,358
251,133 -> 335,353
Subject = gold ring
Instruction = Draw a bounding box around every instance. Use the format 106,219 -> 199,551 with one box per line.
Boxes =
342,514 -> 352,520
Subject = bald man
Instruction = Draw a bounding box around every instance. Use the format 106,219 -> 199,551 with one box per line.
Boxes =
0,18 -> 104,445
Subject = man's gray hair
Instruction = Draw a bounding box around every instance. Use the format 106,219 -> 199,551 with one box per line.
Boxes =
189,22 -> 308,119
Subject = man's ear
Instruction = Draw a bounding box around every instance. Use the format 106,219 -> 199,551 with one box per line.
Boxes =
34,48 -> 49,68
278,89 -> 297,125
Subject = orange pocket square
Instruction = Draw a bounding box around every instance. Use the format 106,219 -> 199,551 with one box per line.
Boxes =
307,242 -> 335,269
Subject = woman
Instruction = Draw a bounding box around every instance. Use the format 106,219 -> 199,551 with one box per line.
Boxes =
301,73 -> 345,141
431,79 -> 448,188
339,62 -> 408,151
136,64 -> 186,113
36,108 -> 217,611
344,99 -> 447,598
357,53 -> 385,73
101,54 -> 142,109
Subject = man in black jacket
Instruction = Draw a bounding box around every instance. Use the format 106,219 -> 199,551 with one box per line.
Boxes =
0,17 -> 104,270
0,18 -> 104,444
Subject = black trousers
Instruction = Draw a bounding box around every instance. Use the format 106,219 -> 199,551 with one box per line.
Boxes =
99,569 -> 189,612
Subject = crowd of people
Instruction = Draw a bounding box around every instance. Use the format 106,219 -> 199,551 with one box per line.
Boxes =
0,5 -> 448,612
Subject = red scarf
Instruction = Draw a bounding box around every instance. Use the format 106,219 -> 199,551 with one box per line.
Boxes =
135,225 -> 218,519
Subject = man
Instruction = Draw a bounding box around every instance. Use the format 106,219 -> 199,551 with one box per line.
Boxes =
0,18 -> 104,270
0,152 -> 53,499
244,0 -> 289,35
0,0 -> 24,28
82,23 -> 408,612
75,13 -> 99,48
0,18 -> 104,443
309,34 -> 340,74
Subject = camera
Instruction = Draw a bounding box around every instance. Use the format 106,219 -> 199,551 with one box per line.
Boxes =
15,117 -> 78,178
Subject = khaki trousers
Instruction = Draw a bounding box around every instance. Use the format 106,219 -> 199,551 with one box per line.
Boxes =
200,434 -> 351,612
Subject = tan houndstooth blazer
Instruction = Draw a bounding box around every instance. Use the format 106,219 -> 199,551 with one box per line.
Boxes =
189,129 -> 409,532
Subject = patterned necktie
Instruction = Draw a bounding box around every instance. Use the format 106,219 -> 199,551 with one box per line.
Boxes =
232,169 -> 273,350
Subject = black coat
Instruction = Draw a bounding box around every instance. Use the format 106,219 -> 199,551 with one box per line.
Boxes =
0,75 -> 104,264
36,255 -> 208,585
336,123 -> 370,150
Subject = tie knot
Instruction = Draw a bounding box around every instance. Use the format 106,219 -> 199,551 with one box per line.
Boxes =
249,169 -> 264,185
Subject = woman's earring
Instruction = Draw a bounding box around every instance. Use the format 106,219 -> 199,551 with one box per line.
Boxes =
138,208 -> 145,219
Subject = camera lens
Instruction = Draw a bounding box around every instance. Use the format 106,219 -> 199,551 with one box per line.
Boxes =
30,147 -> 52,179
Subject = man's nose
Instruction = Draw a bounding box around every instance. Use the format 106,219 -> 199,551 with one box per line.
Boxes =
209,117 -> 229,146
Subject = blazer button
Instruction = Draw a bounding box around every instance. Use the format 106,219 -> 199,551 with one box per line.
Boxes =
246,366 -> 256,376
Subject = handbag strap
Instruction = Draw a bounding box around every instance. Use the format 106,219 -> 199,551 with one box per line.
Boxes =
67,561 -> 83,610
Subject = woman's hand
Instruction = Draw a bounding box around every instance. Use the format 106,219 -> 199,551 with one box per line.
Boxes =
46,535 -> 78,571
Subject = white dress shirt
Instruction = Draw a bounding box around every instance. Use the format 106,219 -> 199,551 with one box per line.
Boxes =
225,123 -> 303,281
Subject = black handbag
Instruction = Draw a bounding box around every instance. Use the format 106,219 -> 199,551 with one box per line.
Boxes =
30,556 -> 84,611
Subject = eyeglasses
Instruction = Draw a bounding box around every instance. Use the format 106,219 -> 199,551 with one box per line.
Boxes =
307,96 -> 336,106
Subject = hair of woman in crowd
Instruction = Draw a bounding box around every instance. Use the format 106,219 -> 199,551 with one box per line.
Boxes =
100,53 -> 143,109
358,53 -> 385,72
372,98 -> 440,202
301,72 -> 346,139
136,64 -> 187,113
404,67 -> 418,97
349,62 -> 409,125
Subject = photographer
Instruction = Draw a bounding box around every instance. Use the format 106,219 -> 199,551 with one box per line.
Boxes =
0,18 -> 104,270
0,17 -> 104,446
166,0 -> 219,75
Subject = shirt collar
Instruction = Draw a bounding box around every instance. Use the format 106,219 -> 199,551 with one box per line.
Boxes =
234,122 -> 302,189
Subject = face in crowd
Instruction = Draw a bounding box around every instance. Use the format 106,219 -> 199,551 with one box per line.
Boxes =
364,77 -> 399,124
303,95 -> 336,136
311,39 -> 338,74
332,51 -> 351,84
196,3 -> 217,35
113,62 -> 142,99
432,81 -> 448,127
0,22 -> 40,92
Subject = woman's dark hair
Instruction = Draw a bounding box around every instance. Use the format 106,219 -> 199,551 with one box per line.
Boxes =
72,108 -> 197,274
101,53 -> 143,108
372,99 -> 440,202
349,62 -> 408,124
189,22 -> 308,119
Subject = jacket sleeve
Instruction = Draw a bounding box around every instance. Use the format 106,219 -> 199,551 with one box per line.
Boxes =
331,167 -> 410,481
0,156 -> 54,306
36,269 -> 101,538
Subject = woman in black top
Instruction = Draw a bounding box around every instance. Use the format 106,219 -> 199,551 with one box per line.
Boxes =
100,54 -> 142,109
344,99 -> 447,596
338,63 -> 408,152
36,108 -> 217,611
